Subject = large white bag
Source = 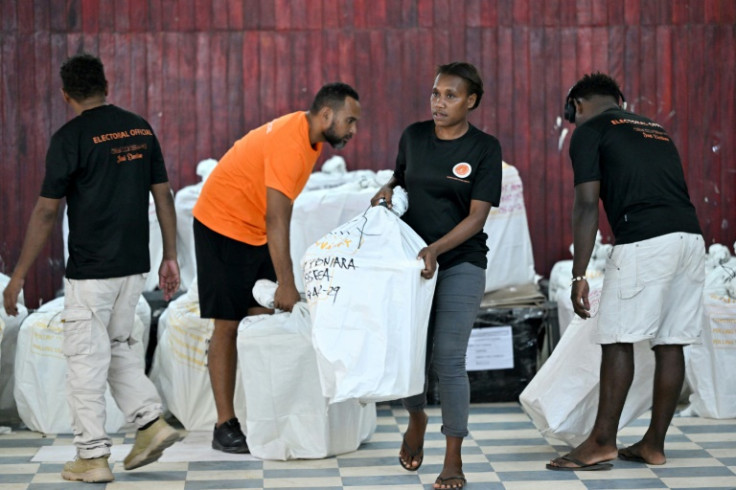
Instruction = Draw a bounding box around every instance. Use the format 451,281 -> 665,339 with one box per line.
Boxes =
14,297 -> 145,434
174,158 -> 218,291
0,273 -> 29,423
683,291 -> 736,418
483,163 -> 536,292
238,303 -> 376,460
520,289 -> 655,446
301,205 -> 436,404
291,179 -> 379,293
149,282 -> 245,430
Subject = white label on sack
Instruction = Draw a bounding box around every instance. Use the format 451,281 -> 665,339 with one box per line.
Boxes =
466,326 -> 514,371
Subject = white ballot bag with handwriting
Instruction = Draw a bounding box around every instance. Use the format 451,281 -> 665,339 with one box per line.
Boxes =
520,291 -> 655,446
683,292 -> 736,419
301,205 -> 437,404
238,304 -> 376,460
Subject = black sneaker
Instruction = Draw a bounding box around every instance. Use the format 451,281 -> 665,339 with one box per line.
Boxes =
212,417 -> 249,453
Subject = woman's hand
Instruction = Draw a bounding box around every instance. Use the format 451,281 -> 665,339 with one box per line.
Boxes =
370,185 -> 394,208
417,246 -> 438,279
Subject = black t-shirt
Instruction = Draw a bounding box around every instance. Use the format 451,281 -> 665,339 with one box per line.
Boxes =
394,121 -> 502,269
570,107 -> 701,244
41,104 -> 169,279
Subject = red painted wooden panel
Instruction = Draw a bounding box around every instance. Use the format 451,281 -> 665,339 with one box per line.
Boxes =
1,0 -> 735,307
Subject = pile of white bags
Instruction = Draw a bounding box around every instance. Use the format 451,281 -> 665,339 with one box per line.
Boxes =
150,280 -> 245,430
238,303 -> 376,460
0,273 -> 29,423
483,163 -> 537,292
682,242 -> 736,419
520,288 -> 655,446
14,296 -> 146,434
174,158 -> 218,291
301,200 -> 436,404
290,179 -> 379,293
303,156 -> 379,191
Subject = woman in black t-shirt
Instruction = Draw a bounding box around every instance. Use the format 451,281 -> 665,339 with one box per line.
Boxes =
372,62 -> 502,489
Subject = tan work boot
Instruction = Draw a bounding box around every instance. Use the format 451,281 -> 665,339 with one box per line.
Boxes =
61,455 -> 114,483
123,417 -> 181,470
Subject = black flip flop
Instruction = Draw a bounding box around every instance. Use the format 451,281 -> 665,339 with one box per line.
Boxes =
398,436 -> 423,471
546,455 -> 613,471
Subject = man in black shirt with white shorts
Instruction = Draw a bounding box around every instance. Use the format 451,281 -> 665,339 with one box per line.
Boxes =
547,72 -> 704,471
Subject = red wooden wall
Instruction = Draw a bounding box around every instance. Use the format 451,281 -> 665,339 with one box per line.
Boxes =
2,1 -> 735,307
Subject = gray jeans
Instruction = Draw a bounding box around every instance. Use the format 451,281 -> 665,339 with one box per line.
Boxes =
402,262 -> 486,438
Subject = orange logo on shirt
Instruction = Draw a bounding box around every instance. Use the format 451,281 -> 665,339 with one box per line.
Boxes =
452,162 -> 472,178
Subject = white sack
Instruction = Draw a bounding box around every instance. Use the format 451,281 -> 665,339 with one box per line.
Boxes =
174,158 -> 218,291
483,163 -> 536,292
238,304 -> 376,460
0,274 -> 29,423
301,205 -> 436,404
14,297 -> 145,434
149,283 -> 245,430
554,271 -> 605,337
291,180 -> 380,293
304,163 -> 376,192
683,291 -> 736,418
520,288 -> 655,446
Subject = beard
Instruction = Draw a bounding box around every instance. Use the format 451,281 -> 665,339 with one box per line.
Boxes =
323,122 -> 349,149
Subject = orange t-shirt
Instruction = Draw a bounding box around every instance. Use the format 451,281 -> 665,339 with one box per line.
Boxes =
193,112 -> 322,245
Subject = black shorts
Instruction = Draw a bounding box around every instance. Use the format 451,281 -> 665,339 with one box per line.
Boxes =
193,218 -> 276,320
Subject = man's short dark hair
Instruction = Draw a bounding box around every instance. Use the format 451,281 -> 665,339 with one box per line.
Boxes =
60,53 -> 107,101
436,61 -> 484,110
568,72 -> 624,103
310,82 -> 359,113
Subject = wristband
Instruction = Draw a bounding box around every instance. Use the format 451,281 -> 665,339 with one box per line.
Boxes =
571,276 -> 587,285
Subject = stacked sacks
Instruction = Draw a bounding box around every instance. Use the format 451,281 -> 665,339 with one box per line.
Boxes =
682,242 -> 736,418
0,273 -> 29,424
302,156 -> 377,192
290,176 -> 381,293
14,296 -> 146,434
238,291 -> 376,460
301,187 -> 436,404
483,162 -> 537,292
150,279 -> 245,430
174,158 -> 218,291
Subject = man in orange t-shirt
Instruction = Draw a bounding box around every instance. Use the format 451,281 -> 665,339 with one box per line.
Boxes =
192,83 -> 361,453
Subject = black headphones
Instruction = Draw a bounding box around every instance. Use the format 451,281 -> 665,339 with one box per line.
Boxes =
564,87 -> 626,124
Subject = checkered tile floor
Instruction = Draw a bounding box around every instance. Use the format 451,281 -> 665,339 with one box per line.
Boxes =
1,403 -> 735,489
